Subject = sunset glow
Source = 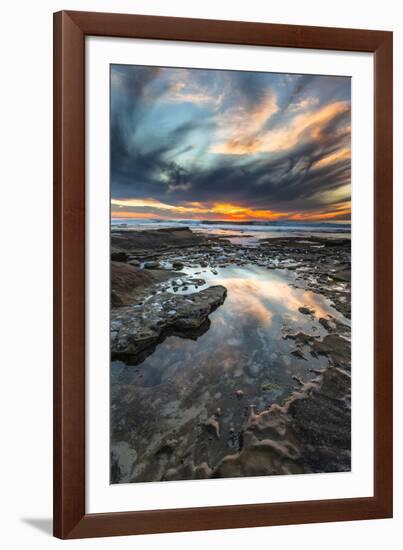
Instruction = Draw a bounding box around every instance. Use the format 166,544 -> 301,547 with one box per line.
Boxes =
111,198 -> 351,223
111,65 -> 351,222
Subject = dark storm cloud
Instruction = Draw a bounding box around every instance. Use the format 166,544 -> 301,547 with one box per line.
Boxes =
110,64 -> 351,219
169,138 -> 350,213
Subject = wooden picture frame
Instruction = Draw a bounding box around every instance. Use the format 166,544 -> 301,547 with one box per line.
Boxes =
53,10 -> 393,539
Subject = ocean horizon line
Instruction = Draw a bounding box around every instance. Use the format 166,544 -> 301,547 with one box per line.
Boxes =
111,218 -> 350,225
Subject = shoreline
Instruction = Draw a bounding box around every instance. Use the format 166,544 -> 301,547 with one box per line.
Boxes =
110,226 -> 351,483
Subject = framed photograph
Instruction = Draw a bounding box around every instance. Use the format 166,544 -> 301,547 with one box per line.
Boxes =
53,10 -> 393,539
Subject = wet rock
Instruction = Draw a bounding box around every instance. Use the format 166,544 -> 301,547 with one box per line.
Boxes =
164,468 -> 181,481
292,375 -> 304,386
204,415 -> 220,439
187,278 -> 206,287
111,262 -> 174,306
261,382 -> 279,391
111,227 -> 206,256
319,317 -> 335,331
331,270 -> 350,282
111,229 -> 351,483
144,261 -> 160,269
111,285 -> 227,363
172,260 -> 184,270
312,334 -> 350,368
111,291 -> 125,308
284,331 -> 315,346
111,250 -> 128,262
298,306 -> 315,315
228,428 -> 243,451
212,367 -> 351,479
193,462 -> 213,479
291,349 -> 306,360
155,439 -> 177,457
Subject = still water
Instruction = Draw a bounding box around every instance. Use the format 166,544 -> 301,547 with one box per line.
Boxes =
111,265 -> 349,482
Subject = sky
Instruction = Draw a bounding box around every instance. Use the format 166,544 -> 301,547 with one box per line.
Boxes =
111,64 -> 351,223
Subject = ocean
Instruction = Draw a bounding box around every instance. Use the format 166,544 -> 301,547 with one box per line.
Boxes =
111,218 -> 351,242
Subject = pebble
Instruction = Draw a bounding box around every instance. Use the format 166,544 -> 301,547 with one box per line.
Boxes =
144,261 -> 159,269
299,306 -> 315,315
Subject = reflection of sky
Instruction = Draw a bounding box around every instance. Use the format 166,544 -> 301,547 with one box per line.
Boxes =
208,265 -> 346,332
113,266 -> 348,400
170,264 -> 346,329
111,265 -> 350,476
221,273 -> 312,322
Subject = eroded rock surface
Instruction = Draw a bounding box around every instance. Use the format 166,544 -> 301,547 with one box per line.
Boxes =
110,227 -> 352,483
111,227 -> 205,258
211,367 -> 351,478
111,261 -> 175,307
111,285 -> 227,364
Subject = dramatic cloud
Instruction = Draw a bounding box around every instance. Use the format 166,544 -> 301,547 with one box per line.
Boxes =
111,65 -> 351,221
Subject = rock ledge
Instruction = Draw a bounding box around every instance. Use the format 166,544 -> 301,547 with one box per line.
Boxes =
112,285 -> 227,364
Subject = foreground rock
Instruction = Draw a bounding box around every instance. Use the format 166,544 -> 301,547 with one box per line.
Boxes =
111,227 -> 206,259
285,330 -> 351,370
111,285 -> 227,364
111,262 -> 175,307
259,237 -> 351,319
110,227 -> 351,482
211,366 -> 351,477
153,366 -> 351,482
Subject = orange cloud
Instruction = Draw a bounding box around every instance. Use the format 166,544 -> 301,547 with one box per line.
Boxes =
112,211 -> 161,220
289,201 -> 351,221
211,100 -> 350,156
211,92 -> 279,155
111,197 -> 205,214
111,197 -> 351,222
313,147 -> 351,169
111,198 -> 291,221
208,203 -> 286,220
165,72 -> 224,107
